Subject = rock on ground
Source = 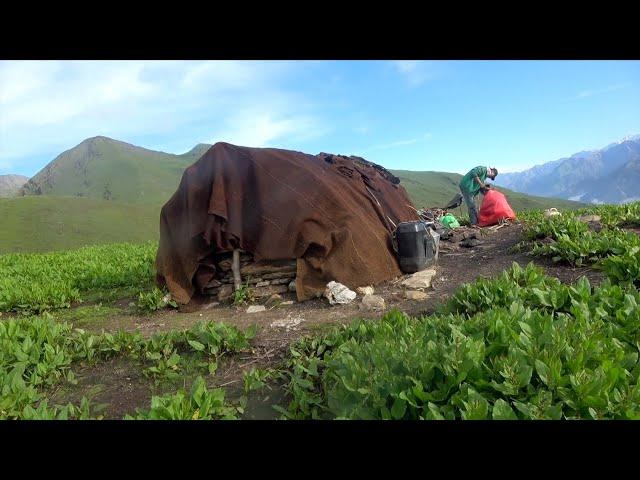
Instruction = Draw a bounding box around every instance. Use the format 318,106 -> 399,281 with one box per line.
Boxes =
246,305 -> 266,313
359,294 -> 386,311
324,281 -> 357,305
401,268 -> 437,290
404,290 -> 428,300
271,314 -> 304,331
264,294 -> 282,308
357,286 -> 375,296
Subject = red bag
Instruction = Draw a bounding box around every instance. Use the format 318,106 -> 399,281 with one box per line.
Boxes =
478,190 -> 516,227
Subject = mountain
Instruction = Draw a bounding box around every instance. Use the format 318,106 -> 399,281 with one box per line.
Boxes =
20,136 -> 212,205
2,136 -> 585,254
0,174 -> 29,197
497,136 -> 640,204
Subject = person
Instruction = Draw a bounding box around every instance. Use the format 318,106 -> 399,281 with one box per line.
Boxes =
459,166 -> 498,225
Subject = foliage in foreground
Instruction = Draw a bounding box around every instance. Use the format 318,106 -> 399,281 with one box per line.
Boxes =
0,315 -> 255,419
126,377 -> 241,420
0,241 -> 157,313
517,202 -> 640,286
276,263 -> 640,420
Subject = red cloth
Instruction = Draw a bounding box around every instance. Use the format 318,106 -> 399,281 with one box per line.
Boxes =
478,190 -> 516,227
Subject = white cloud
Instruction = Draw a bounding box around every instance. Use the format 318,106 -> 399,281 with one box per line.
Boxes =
391,61 -> 440,87
0,60 -> 327,172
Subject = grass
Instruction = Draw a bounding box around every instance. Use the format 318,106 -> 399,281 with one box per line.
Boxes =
0,196 -> 159,254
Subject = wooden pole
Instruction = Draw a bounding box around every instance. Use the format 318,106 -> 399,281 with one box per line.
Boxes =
232,249 -> 241,291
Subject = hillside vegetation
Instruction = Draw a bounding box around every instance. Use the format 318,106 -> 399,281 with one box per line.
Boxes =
0,196 -> 158,254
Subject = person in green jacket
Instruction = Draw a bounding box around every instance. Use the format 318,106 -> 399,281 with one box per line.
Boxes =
459,166 -> 498,225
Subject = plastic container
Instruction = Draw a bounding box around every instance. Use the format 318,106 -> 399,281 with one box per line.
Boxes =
395,221 -> 437,273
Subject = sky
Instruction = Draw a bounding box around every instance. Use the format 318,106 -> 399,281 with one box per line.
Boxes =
1,60 -> 639,177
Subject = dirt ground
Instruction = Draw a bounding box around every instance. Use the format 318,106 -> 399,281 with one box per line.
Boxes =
49,222 -> 609,418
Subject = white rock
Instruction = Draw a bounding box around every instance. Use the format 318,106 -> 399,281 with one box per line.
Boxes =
270,314 -> 304,331
288,280 -> 297,292
324,281 -> 357,305
246,305 -> 266,313
357,286 -> 375,296
544,208 -> 562,218
255,281 -> 270,287
405,290 -> 428,300
359,294 -> 386,311
401,268 -> 437,290
280,300 -> 294,306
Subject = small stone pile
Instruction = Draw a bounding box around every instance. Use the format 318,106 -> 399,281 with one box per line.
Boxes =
200,252 -> 297,303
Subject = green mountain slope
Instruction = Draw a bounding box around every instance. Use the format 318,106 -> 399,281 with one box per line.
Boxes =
20,136 -> 208,205
0,196 -> 159,254
391,169 -> 585,213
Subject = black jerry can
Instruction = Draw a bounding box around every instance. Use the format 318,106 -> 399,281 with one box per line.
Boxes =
395,221 -> 435,273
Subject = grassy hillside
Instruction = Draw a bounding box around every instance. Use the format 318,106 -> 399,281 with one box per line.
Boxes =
0,196 -> 159,254
20,137 -> 208,206
392,169 -> 586,214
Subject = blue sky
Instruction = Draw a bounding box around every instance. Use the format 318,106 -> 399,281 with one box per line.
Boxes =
1,60 -> 639,177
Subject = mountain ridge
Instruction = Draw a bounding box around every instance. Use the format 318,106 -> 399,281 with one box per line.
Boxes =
497,136 -> 640,204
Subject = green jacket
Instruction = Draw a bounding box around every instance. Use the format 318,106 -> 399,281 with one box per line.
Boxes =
459,166 -> 488,197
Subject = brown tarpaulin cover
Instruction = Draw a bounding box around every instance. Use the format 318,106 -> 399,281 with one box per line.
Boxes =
155,142 -> 419,304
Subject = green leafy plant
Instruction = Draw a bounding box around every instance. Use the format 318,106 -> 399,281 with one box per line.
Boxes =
0,241 -> 157,313
136,287 -> 177,313
232,281 -> 252,306
275,263 -> 640,420
126,376 -> 240,420
243,367 -> 281,394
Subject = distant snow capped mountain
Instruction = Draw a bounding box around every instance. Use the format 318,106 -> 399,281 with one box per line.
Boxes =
496,135 -> 640,205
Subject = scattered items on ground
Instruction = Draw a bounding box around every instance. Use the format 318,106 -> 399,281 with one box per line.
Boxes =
404,290 -> 428,300
544,208 -> 562,218
441,213 -> 460,229
478,190 -> 517,227
324,281 -> 357,305
246,305 -> 266,314
460,236 -> 483,248
359,294 -> 386,311
270,314 -> 304,331
357,286 -> 375,296
400,268 -> 437,290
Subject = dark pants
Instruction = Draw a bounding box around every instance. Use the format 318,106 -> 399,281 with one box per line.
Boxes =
461,188 -> 479,225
